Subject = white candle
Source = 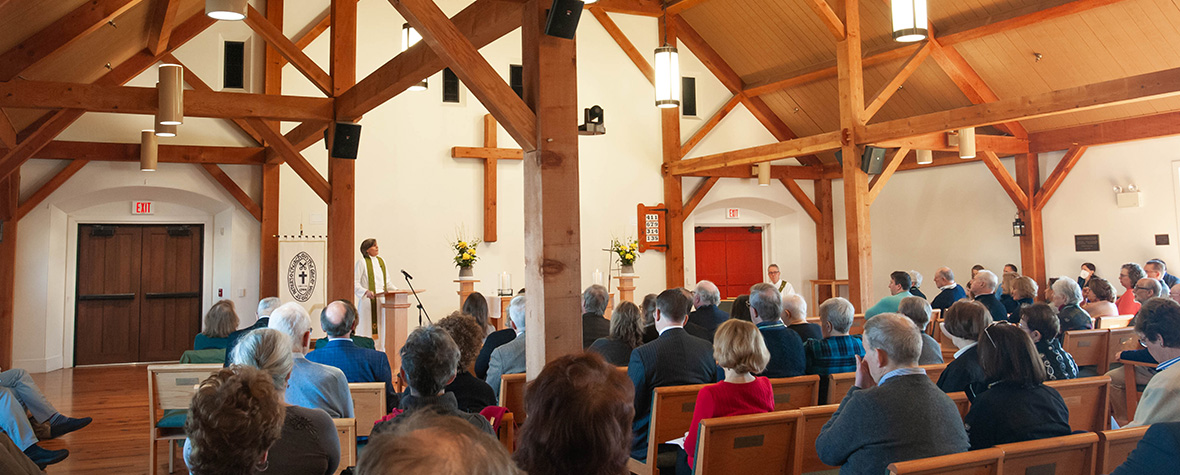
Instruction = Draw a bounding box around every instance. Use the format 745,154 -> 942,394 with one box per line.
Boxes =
500,271 -> 510,291
593,269 -> 603,286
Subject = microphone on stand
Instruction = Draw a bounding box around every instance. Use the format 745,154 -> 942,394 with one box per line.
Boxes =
401,269 -> 414,280
401,268 -> 431,325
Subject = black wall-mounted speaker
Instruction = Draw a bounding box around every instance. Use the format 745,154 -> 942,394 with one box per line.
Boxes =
834,146 -> 889,174
325,122 -> 362,160
544,0 -> 584,39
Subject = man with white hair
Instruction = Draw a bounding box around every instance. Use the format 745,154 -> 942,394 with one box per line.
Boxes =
930,267 -> 967,313
750,283 -> 806,378
784,293 -> 821,342
268,302 -> 354,418
815,314 -> 968,473
224,296 -> 282,366
582,285 -> 611,349
687,280 -> 729,338
486,296 -> 527,398
1135,278 -> 1167,304
970,270 -> 1008,322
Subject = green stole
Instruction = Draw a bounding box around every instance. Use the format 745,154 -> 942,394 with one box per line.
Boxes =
778,281 -> 788,293
364,255 -> 387,336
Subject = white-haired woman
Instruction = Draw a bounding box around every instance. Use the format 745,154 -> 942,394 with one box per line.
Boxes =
1050,277 -> 1093,332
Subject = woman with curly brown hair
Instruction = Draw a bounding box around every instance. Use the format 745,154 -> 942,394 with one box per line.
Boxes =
184,365 -> 286,475
437,312 -> 497,412
1083,277 -> 1119,320
514,352 -> 634,475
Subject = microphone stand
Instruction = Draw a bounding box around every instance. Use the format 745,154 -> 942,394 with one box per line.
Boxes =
403,273 -> 431,326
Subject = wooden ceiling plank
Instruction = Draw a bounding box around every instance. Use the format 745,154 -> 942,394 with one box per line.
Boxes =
866,147 -> 910,204
860,65 -> 1180,145
0,0 -> 145,82
244,6 -> 333,97
744,43 -> 920,96
148,0 -> 181,56
805,0 -> 845,41
669,15 -> 743,92
1029,111 -> 1180,153
668,130 -> 842,175
246,117 -> 331,203
928,35 -> 1028,138
780,177 -> 822,223
682,176 -> 719,217
390,0 -> 537,151
682,94 -> 740,158
587,0 -> 662,16
589,7 -> 654,85
863,42 -> 930,122
336,0 -> 521,120
979,150 -> 1030,210
0,109 -> 15,149
200,163 -> 262,221
938,0 -> 1132,47
15,159 -> 88,220
1034,146 -> 1086,210
162,54 -> 263,145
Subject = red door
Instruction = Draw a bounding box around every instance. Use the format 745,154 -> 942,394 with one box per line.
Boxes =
694,227 -> 764,299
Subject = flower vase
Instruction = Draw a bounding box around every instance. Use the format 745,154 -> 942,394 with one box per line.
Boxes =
459,266 -> 474,279
621,264 -> 635,275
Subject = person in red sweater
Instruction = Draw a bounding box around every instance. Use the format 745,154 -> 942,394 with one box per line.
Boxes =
677,319 -> 774,474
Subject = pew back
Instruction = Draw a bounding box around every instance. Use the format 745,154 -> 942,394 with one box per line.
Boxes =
499,373 -> 528,424
801,404 -> 840,473
887,447 -> 1004,475
695,410 -> 804,475
1096,426 -> 1149,475
348,382 -> 385,437
1045,376 -> 1111,432
768,374 -> 820,411
995,432 -> 1098,475
333,418 -> 357,475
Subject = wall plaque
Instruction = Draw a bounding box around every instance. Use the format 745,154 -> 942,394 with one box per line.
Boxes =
1075,234 -> 1100,252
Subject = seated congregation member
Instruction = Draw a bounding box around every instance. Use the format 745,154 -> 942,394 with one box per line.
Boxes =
898,296 -> 944,365
629,288 -> 722,460
970,270 -> 1009,322
1078,262 -> 1096,290
475,298 -> 520,381
1083,277 -> 1120,320
360,412 -> 518,475
436,312 -> 496,413
1004,263 -> 1019,274
784,293 -> 822,342
1118,263 -> 1145,316
1019,303 -> 1078,381
0,433 -> 40,475
1127,297 -> 1180,427
1112,422 -> 1180,475
590,301 -> 646,366
964,323 -> 1071,449
1146,258 -> 1180,289
678,320 -> 774,473
1135,277 -> 1167,304
462,292 -> 495,337
687,280 -> 729,338
1171,282 -> 1180,304
515,353 -> 633,475
230,329 -> 340,475
268,302 -> 353,418
486,296 -> 527,399
749,283 -> 806,378
184,366 -> 286,475
582,285 -> 612,349
865,271 -> 914,318
931,267 -> 968,313
194,299 -> 238,350
1051,277 -> 1093,331
816,314 -> 969,473
1006,276 -> 1038,324
375,326 -> 494,435
938,300 -> 990,393
224,296 -> 281,366
0,367 -> 91,469
307,299 -> 397,412
804,298 -> 865,402
1000,272 -> 1019,315
908,270 -> 926,299
641,293 -> 661,343
729,294 -> 752,322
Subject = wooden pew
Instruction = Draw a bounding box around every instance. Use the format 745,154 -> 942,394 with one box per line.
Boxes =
147,363 -> 222,474
499,373 -> 528,424
1105,328 -> 1139,374
850,315 -> 866,335
995,432 -> 1098,475
333,418 -> 357,475
1096,426 -> 1150,475
769,374 -> 819,411
1063,329 -> 1110,370
887,447 -> 1004,474
1045,375 -> 1111,432
694,410 -> 804,475
800,404 -> 840,473
348,382 -> 385,437
628,383 -> 706,475
497,412 -> 516,454
947,391 -> 970,421
921,363 -> 948,384
1097,315 -> 1134,330
826,371 -> 857,404
928,309 -> 941,337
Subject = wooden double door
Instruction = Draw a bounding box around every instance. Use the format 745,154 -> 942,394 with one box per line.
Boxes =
75,224 -> 203,365
694,226 -> 764,299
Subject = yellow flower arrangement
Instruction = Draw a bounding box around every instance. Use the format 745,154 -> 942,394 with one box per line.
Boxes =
450,233 -> 482,268
610,237 -> 640,266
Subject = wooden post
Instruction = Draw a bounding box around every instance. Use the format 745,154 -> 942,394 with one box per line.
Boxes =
0,170 -> 17,368
815,178 -> 836,304
259,0 -> 282,298
661,16 -> 685,289
837,0 -> 872,311
454,279 -> 479,308
521,0 -> 581,376
327,0 -> 357,302
618,274 -> 637,304
1015,152 -> 1046,298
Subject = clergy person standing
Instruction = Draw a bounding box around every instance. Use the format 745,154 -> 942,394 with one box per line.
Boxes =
768,264 -> 796,300
354,238 -> 396,347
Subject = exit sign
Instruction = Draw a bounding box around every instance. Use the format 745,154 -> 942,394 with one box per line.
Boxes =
132,201 -> 154,215
726,208 -> 740,219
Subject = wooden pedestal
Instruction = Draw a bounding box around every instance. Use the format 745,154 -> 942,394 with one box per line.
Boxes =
617,274 -> 637,304
454,279 -> 480,308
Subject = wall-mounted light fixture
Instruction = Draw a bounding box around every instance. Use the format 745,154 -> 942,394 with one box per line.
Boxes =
141,130 -> 158,171
1012,214 -> 1025,237
158,64 -> 184,126
402,24 -> 428,91
1114,184 -> 1142,208
891,0 -> 928,42
206,0 -> 247,21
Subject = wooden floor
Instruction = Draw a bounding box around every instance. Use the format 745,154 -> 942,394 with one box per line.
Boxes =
31,364 -> 180,474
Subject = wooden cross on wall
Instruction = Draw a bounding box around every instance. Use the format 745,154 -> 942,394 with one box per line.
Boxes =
451,115 -> 523,242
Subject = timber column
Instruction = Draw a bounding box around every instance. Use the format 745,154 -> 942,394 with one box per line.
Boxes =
660,17 -> 685,289
259,0 -> 282,297
522,0 -> 582,376
0,171 -> 17,368
1015,153 -> 1046,297
837,0 -> 872,311
815,178 -> 836,302
327,0 -> 357,302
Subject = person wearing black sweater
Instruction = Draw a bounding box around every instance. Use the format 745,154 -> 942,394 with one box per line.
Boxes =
930,267 -> 968,313
970,270 -> 1008,322
937,300 -> 990,393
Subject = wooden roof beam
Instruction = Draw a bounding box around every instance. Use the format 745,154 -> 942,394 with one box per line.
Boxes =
780,177 -> 822,223
589,7 -> 654,85
1029,111 -> 1180,153
873,132 -> 1028,154
0,0 -> 145,82
162,54 -> 263,145
247,117 -> 331,203
148,0 -> 181,56
928,35 -> 1027,138
866,147 -> 909,204
666,0 -> 712,15
744,42 -> 920,97
0,110 -> 15,149
201,164 -> 262,221
668,131 -> 842,175
863,41 -> 929,122
587,0 -> 663,16
682,94 -> 740,158
16,159 -> 87,220
682,176 -> 719,216
6,141 -> 266,164
244,6 -> 333,97
1034,146 -> 1087,210
806,0 -> 845,41
979,150 -> 1030,210
679,164 -> 823,180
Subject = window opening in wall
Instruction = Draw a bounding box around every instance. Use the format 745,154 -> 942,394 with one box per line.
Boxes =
682,77 -> 697,117
443,68 -> 461,103
510,64 -> 523,98
223,40 -> 246,90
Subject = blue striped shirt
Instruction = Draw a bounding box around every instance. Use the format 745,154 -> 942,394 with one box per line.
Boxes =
1156,355 -> 1180,372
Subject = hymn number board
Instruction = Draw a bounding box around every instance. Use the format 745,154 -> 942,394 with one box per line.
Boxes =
637,203 -> 667,253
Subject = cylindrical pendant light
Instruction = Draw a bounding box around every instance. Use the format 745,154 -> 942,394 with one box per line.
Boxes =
158,64 -> 184,126
153,87 -> 177,137
891,0 -> 928,42
654,45 -> 680,108
206,0 -> 247,21
958,127 -> 976,159
141,130 -> 158,172
916,149 -> 933,165
402,24 -> 428,91
757,162 -> 771,186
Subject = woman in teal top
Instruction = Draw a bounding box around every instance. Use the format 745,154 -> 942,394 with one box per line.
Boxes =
193,300 -> 239,350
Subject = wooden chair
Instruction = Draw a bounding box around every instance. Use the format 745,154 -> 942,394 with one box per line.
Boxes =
333,418 -> 356,475
1098,315 -> 1134,330
800,404 -> 840,473
1063,329 -> 1110,369
768,374 -> 819,411
499,373 -> 528,424
995,432 -> 1098,475
1045,375 -> 1111,432
347,382 -> 385,437
826,371 -> 857,404
1118,359 -> 1156,421
928,309 -> 942,336
1106,328 -> 1140,374
1096,426 -> 1150,475
849,315 -> 866,335
887,447 -> 1004,475
147,363 -> 221,474
629,383 -> 706,475
497,412 -> 516,453
947,391 -> 970,421
694,410 -> 804,475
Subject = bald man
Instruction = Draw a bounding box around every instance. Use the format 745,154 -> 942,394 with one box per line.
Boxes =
308,300 -> 397,411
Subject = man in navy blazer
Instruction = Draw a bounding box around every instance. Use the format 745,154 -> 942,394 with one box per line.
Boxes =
687,280 -> 728,339
307,299 -> 397,411
628,288 -> 721,460
223,297 -> 281,366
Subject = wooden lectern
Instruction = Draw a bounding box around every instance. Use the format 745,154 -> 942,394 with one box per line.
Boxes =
378,289 -> 424,379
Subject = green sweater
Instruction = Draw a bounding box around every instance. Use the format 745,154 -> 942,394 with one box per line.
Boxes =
864,291 -> 912,318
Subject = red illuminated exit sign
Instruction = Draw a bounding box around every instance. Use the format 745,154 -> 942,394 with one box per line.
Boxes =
132,201 -> 154,215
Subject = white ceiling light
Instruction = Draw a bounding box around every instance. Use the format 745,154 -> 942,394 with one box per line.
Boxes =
958,127 -> 976,159
206,0 -> 247,21
891,0 -> 928,42
158,64 -> 184,126
916,149 -> 933,165
141,130 -> 158,172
